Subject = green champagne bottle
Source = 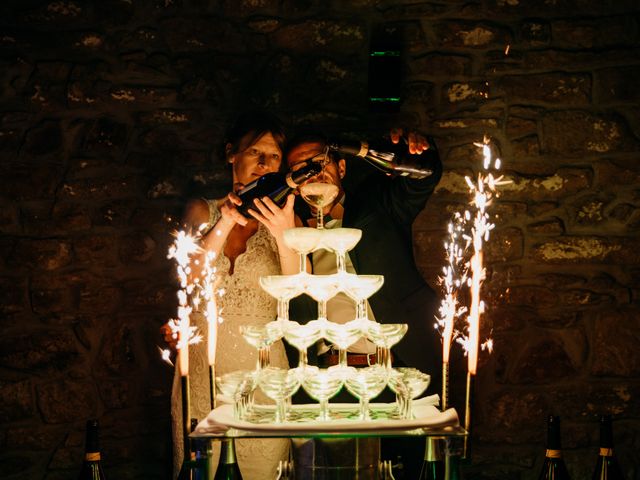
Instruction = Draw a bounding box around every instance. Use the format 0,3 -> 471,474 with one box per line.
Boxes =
214,439 -> 243,480
592,415 -> 624,480
538,415 -> 571,480
78,419 -> 106,480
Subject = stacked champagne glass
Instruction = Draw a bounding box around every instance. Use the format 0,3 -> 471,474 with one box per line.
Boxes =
217,175 -> 431,425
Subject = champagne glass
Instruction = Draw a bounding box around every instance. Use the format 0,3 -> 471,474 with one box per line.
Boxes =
320,228 -> 362,272
216,370 -> 257,420
282,320 -> 323,369
283,227 -> 321,274
306,274 -> 342,323
258,367 -> 301,423
299,178 -> 339,230
388,368 -> 431,419
260,275 -> 305,323
240,322 -> 283,370
302,368 -> 344,421
324,319 -> 364,370
366,323 -> 408,370
344,365 -> 388,421
343,274 -> 384,320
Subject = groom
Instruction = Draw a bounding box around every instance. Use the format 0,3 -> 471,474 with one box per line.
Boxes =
286,129 -> 443,479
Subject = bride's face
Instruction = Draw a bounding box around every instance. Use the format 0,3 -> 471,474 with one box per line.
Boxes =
228,132 -> 282,191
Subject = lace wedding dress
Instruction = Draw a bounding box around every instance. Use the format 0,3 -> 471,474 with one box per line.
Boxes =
171,200 -> 290,479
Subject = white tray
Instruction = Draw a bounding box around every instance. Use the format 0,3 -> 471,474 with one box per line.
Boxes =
198,401 -> 459,434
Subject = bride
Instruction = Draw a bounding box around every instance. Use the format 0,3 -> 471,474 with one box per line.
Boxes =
168,111 -> 301,479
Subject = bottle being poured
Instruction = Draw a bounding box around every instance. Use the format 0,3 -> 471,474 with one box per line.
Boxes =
328,137 -> 434,179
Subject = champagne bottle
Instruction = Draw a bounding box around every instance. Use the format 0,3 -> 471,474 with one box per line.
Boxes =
236,159 -> 322,214
418,438 -> 444,480
592,415 -> 624,480
539,415 -> 571,480
328,138 -> 434,179
214,438 -> 243,479
178,419 -> 207,480
78,419 -> 106,480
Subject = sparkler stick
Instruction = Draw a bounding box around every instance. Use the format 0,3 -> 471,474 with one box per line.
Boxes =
166,230 -> 204,462
202,251 -> 220,410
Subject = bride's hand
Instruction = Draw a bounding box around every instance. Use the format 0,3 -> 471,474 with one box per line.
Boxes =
247,194 -> 295,239
219,191 -> 249,227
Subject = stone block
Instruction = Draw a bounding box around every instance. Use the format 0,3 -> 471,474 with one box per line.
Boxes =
520,19 -> 551,46
161,16 -> 253,53
596,159 -> 640,187
22,120 -> 63,157
410,53 -> 472,76
527,218 -> 564,235
0,276 -> 27,316
511,135 -> 540,157
559,289 -> 613,307
499,167 -> 592,201
498,73 -> 590,105
531,236 -> 640,265
95,320 -> 137,376
433,117 -> 499,131
552,17 -> 636,49
11,239 -> 72,271
543,110 -> 638,156
592,309 -> 640,377
5,425 -> 64,450
486,390 -> 549,443
506,115 -> 537,138
118,232 -> 157,264
0,379 -> 34,422
550,383 -> 640,420
570,194 -> 613,225
595,65 -> 640,104
73,234 -> 119,268
0,329 -> 79,371
503,285 -> 558,308
443,81 -> 490,104
485,227 -> 524,262
58,176 -> 143,202
98,379 -> 133,409
76,117 -> 129,157
433,21 -> 512,48
37,379 -> 97,424
272,20 -> 365,54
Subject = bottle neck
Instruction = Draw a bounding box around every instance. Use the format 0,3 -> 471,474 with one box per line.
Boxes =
84,452 -> 101,462
286,160 -> 323,187
545,449 -> 562,459
599,447 -> 614,457
220,439 -> 238,465
423,438 -> 442,462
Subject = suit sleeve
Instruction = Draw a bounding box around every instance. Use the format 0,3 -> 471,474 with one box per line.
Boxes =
377,137 -> 443,227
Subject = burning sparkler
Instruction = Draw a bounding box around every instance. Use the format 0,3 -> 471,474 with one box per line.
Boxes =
435,136 -> 509,457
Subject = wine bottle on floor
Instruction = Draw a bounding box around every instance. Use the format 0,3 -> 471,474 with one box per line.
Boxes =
539,415 -> 571,480
592,415 -> 624,480
78,419 -> 106,480
214,438 -> 243,479
418,437 -> 444,480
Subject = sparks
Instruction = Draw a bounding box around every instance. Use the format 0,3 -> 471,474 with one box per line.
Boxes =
443,136 -> 509,375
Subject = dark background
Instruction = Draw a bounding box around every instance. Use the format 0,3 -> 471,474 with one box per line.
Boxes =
1,0 -> 639,478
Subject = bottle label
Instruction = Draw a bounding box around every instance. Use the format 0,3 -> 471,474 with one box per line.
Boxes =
599,447 -> 613,456
85,452 -> 101,461
545,449 -> 562,458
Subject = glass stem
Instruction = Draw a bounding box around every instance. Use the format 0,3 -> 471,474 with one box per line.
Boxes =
319,399 -> 329,421
275,399 -> 286,423
316,206 -> 324,229
318,301 -> 327,321
298,349 -> 308,368
299,253 -> 307,274
357,300 -> 366,319
339,348 -> 347,367
336,253 -> 346,273
361,397 -> 370,421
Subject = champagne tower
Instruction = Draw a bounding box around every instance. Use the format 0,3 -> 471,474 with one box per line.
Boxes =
215,225 -> 434,426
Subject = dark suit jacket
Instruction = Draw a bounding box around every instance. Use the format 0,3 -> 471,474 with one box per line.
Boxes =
289,139 -> 443,382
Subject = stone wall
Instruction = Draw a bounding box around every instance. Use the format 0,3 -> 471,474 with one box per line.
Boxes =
1,1 -> 639,479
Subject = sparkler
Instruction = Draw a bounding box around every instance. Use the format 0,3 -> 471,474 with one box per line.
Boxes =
435,136 -> 508,458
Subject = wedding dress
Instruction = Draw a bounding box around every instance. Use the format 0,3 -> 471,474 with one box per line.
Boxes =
171,200 -> 290,479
